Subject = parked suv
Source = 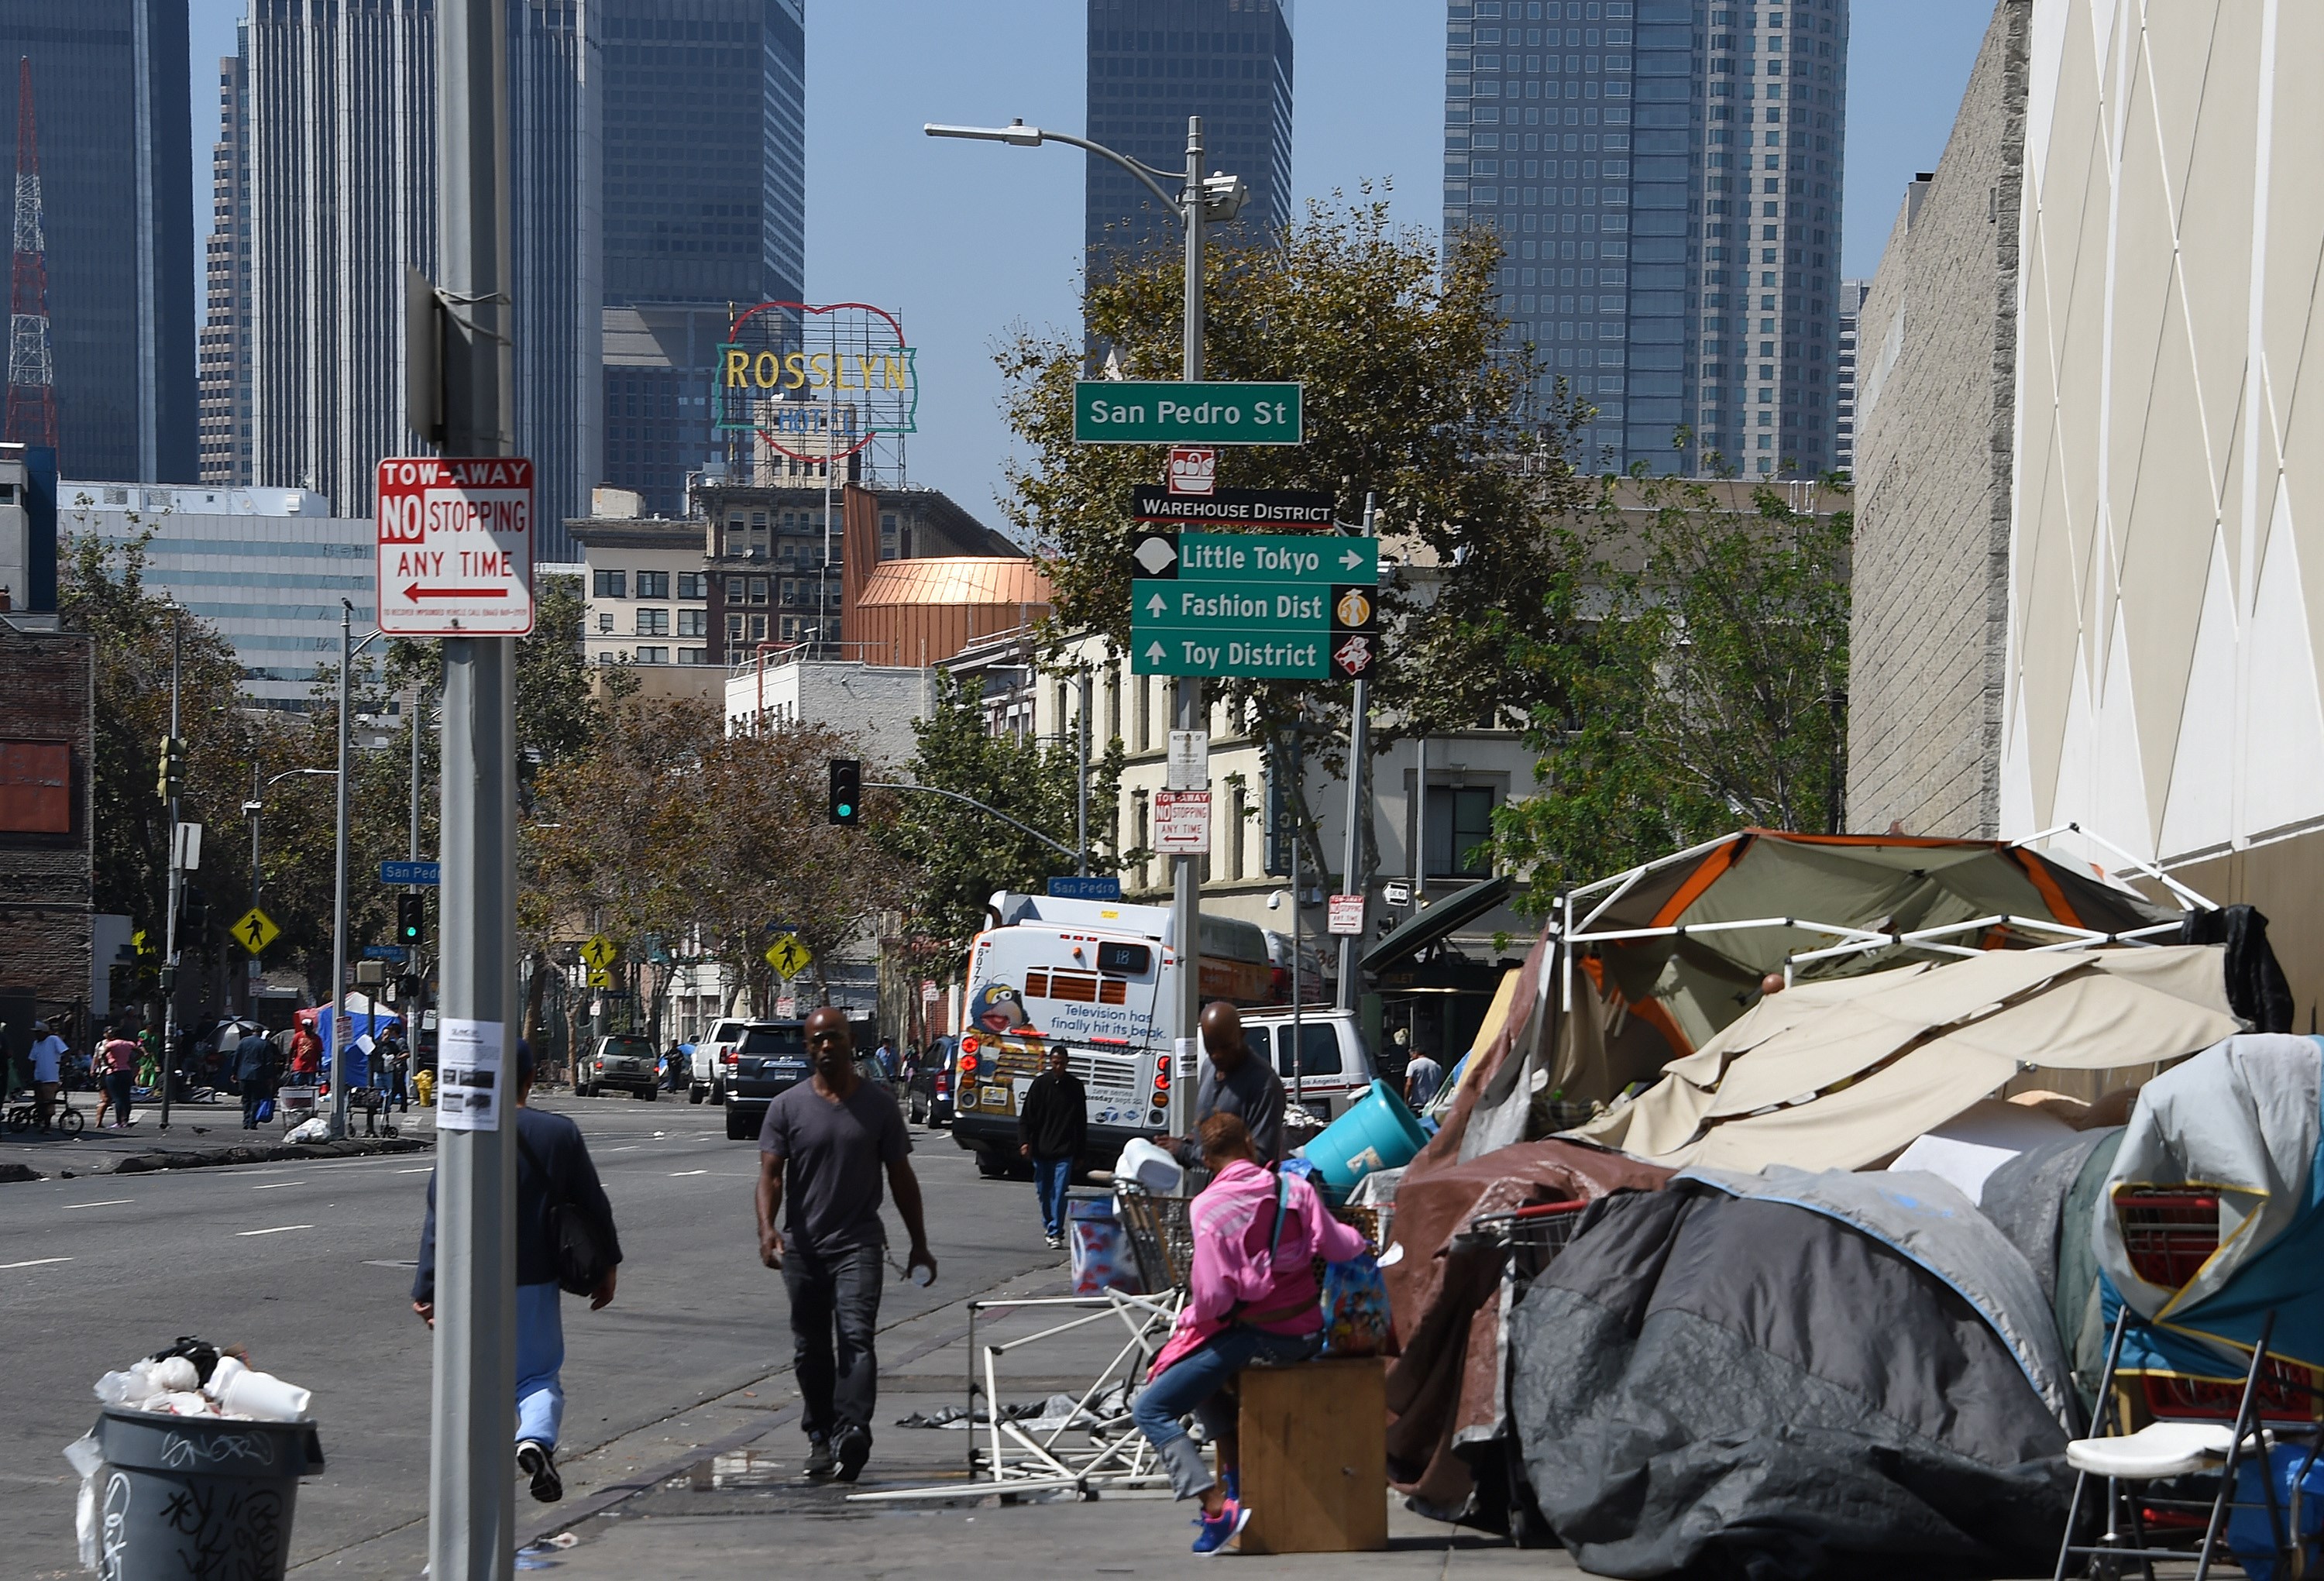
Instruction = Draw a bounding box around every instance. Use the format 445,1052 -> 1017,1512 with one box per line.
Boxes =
906,1036 -> 956,1129
692,1016 -> 750,1105
578,1033 -> 660,1099
722,1016 -> 880,1142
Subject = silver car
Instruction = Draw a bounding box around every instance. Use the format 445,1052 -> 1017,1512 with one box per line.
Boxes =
578,1033 -> 660,1099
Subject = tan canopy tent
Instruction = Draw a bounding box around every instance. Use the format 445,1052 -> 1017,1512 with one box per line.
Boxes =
1545,827 -> 2193,1102
1568,943 -> 2240,1174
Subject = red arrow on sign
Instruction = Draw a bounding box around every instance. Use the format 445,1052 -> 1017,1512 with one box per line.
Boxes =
404,584 -> 511,600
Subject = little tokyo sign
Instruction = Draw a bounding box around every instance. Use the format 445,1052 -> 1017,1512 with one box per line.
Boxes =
1130,528 -> 1380,681
376,456 -> 535,636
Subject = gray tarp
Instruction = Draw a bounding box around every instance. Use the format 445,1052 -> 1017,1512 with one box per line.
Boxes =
1509,1174 -> 2074,1579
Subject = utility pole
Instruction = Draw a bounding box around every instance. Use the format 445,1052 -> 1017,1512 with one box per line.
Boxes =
1335,495 -> 1377,1010
159,603 -> 181,1129
430,0 -> 519,1575
1170,115 -> 1206,1133
330,602 -> 353,1139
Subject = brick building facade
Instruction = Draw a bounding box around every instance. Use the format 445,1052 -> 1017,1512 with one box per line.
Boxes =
0,616 -> 96,1047
1844,2 -> 2027,839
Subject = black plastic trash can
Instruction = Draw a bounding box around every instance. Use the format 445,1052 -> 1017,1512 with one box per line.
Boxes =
89,1407 -> 325,1580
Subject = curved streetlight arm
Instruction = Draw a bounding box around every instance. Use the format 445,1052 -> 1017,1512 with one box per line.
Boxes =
924,120 -> 1186,222
867,779 -> 1081,864
266,768 -> 339,789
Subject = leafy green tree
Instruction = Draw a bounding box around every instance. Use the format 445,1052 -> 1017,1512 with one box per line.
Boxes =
1490,477 -> 1852,906
881,672 -> 1125,964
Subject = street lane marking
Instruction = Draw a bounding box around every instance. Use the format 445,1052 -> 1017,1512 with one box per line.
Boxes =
237,1224 -> 315,1237
64,1198 -> 136,1210
670,1169 -> 710,1177
394,1167 -> 431,1174
253,1181 -> 306,1190
0,1256 -> 74,1269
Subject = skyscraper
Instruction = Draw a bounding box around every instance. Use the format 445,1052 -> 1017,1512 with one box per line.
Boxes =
1445,0 -> 1849,478
1833,276 -> 1865,474
242,0 -> 600,550
1084,0 -> 1293,284
198,37 -> 253,486
0,3 -> 198,482
599,0 -> 806,519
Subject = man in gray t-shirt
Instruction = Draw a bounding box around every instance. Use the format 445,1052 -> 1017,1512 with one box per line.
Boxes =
756,1007 -> 934,1483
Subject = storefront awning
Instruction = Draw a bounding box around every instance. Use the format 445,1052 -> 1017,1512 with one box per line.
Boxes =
1360,875 -> 1515,976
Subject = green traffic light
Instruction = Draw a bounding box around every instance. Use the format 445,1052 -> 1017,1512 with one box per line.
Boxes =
837,803 -> 852,818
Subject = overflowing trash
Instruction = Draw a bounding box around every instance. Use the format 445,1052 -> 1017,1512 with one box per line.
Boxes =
91,1335 -> 313,1423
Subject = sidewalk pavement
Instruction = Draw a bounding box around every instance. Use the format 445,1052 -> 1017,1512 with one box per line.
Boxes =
468,1266 -> 1561,1579
0,1094 -> 431,1180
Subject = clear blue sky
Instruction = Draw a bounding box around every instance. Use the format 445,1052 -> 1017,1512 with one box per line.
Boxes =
185,1 -> 1993,525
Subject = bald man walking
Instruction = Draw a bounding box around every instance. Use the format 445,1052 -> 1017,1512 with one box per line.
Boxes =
1165,1001 -> 1286,1168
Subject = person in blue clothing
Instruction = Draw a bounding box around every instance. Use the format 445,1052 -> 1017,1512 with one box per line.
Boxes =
412,1041 -> 622,1502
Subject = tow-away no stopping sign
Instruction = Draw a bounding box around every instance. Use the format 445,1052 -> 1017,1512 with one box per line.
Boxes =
376,455 -> 535,635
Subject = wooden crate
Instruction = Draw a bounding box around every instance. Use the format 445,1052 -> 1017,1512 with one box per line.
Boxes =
1236,1357 -> 1388,1555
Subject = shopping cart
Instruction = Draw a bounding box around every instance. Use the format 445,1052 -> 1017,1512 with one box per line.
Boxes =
1456,1198 -> 1592,1292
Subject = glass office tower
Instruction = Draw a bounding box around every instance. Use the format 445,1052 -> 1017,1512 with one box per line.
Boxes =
600,0 -> 806,518
1085,0 -> 1294,282
1445,0 -> 1849,478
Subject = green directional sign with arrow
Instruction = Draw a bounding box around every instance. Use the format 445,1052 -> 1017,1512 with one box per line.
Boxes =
1129,530 -> 1381,681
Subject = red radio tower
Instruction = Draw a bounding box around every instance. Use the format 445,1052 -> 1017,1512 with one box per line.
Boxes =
7,55 -> 58,452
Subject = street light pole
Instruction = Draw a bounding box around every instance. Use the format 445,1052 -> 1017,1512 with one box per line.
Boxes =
431,0 -> 519,1573
1336,495 -> 1377,1009
331,602 -> 352,1139
160,602 -> 182,1130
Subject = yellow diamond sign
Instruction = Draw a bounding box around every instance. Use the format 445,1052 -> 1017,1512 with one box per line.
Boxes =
586,965 -> 613,989
231,906 -> 280,957
764,933 -> 812,979
579,933 -> 617,971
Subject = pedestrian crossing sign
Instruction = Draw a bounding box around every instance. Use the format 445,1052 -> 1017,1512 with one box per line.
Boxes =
764,933 -> 812,979
580,933 -> 617,971
232,906 -> 280,957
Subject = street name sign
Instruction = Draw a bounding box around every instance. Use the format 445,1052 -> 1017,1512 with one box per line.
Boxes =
231,906 -> 279,957
1131,484 -> 1335,528
1073,381 -> 1302,445
1129,529 -> 1381,680
380,860 -> 441,886
1153,790 -> 1212,854
363,944 -> 408,961
1048,875 -> 1124,900
376,455 -> 537,635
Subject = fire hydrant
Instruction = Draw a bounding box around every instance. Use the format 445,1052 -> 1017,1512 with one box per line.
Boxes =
414,1067 -> 436,1108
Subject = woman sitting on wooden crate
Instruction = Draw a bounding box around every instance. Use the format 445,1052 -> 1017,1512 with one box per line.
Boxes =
1131,1111 -> 1371,1555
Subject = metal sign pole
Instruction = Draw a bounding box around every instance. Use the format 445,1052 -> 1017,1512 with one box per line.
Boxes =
1170,115 -> 1205,1139
1335,495 -> 1377,1010
329,601 -> 352,1139
160,607 -> 180,1130
430,0 -> 518,1576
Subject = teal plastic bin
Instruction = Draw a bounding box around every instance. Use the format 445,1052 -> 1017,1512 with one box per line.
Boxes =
1303,1079 -> 1428,1196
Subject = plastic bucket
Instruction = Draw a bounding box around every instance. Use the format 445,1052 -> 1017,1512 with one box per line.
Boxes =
90,1407 -> 324,1581
1302,1079 -> 1428,1197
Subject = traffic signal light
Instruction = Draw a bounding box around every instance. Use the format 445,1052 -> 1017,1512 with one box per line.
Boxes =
180,885 -> 208,934
828,758 -> 862,827
397,895 -> 425,947
156,735 -> 185,801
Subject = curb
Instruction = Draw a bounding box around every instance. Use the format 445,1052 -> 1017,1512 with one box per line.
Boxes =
104,1136 -> 434,1176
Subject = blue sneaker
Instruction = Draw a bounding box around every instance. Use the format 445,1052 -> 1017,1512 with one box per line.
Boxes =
1191,1502 -> 1249,1555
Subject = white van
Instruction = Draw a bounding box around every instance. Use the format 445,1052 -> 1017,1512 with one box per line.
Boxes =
1239,1007 -> 1379,1122
690,1016 -> 751,1105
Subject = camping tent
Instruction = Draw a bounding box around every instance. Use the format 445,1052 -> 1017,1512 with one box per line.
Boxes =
1569,944 -> 2239,1174
1552,829 -> 2188,1099
297,995 -> 402,1089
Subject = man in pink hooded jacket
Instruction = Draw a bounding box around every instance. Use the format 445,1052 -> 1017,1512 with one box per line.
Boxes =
1132,1111 -> 1371,1554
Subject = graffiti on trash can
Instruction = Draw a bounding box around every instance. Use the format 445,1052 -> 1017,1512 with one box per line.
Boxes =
159,1479 -> 287,1579
98,1471 -> 130,1581
161,1429 -> 277,1469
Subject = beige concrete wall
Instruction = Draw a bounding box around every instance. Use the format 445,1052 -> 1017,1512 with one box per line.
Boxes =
1847,2 -> 2030,838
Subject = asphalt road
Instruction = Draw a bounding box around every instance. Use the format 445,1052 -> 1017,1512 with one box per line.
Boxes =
0,1091 -> 1057,1579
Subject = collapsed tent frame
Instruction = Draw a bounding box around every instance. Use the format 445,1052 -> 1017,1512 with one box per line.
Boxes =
1558,822 -> 2216,1012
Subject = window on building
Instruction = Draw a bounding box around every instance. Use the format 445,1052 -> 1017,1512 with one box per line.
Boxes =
1135,790 -> 1150,891
677,608 -> 706,638
748,614 -> 767,641
634,646 -> 669,665
636,570 -> 669,599
1425,786 -> 1497,878
596,611 -> 614,634
1229,784 -> 1247,881
593,569 -> 626,598
880,512 -> 899,561
636,608 -> 669,636
727,613 -> 744,641
1105,663 -> 1122,741
677,572 -> 706,600
677,648 -> 708,665
749,577 -> 769,604
1136,673 -> 1152,751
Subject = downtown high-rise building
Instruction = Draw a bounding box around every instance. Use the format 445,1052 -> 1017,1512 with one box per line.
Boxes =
236,0 -> 600,552
1834,274 -> 1865,473
198,36 -> 253,486
0,2 -> 198,482
1445,0 -> 1850,478
598,0 -> 806,519
1084,0 -> 1294,284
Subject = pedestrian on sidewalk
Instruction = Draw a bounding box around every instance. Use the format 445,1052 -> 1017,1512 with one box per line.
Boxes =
413,1040 -> 621,1504
1402,1046 -> 1445,1112
95,1026 -> 140,1130
1162,1002 -> 1287,1170
755,1005 -> 935,1484
1134,1112 -> 1371,1553
1017,1044 -> 1086,1249
235,1027 -> 277,1130
287,1021 -> 321,1088
27,1019 -> 66,1132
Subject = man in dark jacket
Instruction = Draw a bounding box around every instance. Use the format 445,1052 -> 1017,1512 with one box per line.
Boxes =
1017,1045 -> 1088,1249
235,1031 -> 277,1129
413,1041 -> 621,1504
